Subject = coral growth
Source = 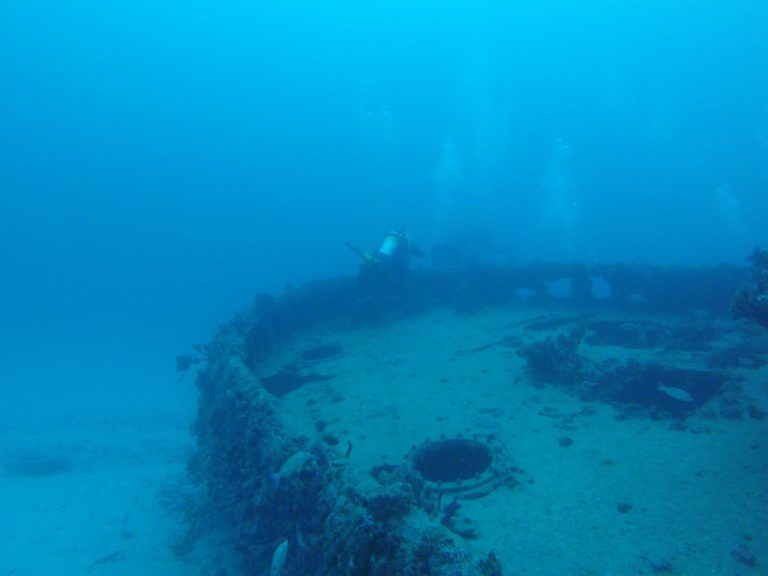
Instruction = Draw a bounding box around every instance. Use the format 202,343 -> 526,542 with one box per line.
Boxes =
519,330 -> 732,419
732,247 -> 768,328
183,342 -> 496,575
518,327 -> 590,385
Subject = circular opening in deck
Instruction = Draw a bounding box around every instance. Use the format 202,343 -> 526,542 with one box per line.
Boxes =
412,439 -> 492,483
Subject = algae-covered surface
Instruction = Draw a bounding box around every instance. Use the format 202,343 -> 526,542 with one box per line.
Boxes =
221,301 -> 768,575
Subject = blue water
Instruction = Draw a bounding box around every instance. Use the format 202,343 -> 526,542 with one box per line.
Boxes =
1,1 -> 766,419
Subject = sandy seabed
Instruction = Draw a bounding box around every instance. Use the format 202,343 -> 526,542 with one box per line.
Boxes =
0,411 -> 194,576
4,305 -> 767,576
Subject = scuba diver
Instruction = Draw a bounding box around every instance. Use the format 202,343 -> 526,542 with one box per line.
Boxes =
346,229 -> 423,290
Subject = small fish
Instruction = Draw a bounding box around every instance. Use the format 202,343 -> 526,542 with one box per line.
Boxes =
269,451 -> 315,490
657,384 -> 694,403
88,550 -> 125,572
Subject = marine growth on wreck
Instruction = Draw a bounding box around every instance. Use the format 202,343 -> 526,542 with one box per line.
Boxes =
179,262 -> 767,575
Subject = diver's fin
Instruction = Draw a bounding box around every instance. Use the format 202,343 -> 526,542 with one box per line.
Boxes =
345,241 -> 372,262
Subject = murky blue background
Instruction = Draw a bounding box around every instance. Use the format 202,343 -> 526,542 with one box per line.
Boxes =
1,1 -> 766,419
